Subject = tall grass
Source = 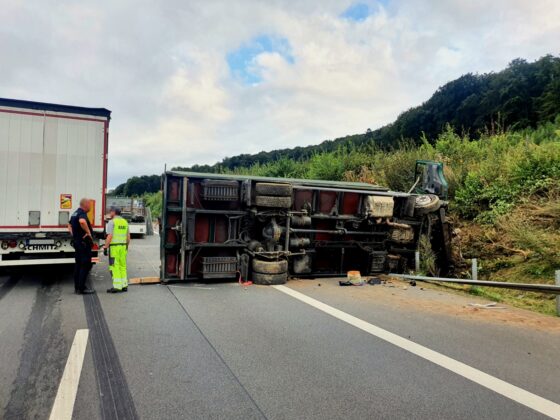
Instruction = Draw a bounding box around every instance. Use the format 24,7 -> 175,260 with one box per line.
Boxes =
225,117 -> 560,223
143,191 -> 162,219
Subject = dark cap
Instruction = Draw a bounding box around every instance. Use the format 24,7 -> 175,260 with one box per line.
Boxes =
110,206 -> 122,215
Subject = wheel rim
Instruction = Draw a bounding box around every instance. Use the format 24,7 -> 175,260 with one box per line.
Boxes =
415,195 -> 433,206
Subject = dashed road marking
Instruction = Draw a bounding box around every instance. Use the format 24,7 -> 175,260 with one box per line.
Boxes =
49,329 -> 89,420
273,285 -> 560,419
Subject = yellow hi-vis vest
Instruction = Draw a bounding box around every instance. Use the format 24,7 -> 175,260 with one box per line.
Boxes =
112,217 -> 129,245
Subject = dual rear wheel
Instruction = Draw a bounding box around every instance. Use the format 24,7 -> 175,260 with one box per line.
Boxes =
251,258 -> 288,285
254,182 -> 293,208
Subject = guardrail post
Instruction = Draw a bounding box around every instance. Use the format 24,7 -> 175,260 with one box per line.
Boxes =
556,270 -> 560,316
415,251 -> 420,273
471,258 -> 478,281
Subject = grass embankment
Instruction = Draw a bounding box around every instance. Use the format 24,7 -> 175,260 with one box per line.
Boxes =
453,195 -> 560,315
225,119 -> 560,315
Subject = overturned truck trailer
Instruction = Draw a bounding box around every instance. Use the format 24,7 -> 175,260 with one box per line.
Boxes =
160,170 -> 452,284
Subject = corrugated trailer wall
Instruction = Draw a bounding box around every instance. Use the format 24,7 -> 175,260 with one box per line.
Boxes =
0,108 -> 106,232
0,112 -> 44,227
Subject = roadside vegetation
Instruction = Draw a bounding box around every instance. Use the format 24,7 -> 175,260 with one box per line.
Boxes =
143,191 -> 162,219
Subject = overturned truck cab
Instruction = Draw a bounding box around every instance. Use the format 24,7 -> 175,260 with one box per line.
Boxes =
160,170 -> 452,284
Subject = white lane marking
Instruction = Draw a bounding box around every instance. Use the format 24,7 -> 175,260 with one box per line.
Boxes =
49,329 -> 89,420
273,285 -> 560,419
168,284 -> 215,290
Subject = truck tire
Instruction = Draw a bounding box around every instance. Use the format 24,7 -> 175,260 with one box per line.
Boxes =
255,195 -> 292,208
252,271 -> 288,285
255,182 -> 293,196
252,258 -> 288,274
414,194 -> 440,216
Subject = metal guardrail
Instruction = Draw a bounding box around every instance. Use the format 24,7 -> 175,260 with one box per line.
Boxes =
388,273 -> 560,294
406,253 -> 560,315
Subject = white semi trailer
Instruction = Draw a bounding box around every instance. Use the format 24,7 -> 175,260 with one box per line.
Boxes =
0,98 -> 111,266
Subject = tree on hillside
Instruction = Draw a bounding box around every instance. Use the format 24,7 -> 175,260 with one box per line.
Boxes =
111,175 -> 161,197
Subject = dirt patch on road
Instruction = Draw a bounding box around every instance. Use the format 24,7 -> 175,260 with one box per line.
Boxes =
287,277 -> 560,334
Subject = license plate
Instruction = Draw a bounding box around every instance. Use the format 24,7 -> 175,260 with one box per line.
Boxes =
27,239 -> 55,245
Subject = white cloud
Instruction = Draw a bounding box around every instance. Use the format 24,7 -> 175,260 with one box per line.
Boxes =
1,0 -> 559,186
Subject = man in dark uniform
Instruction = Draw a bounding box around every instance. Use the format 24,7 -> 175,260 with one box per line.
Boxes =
68,198 -> 96,294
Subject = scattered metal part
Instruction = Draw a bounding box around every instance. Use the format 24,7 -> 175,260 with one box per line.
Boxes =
468,302 -> 506,309
368,277 -> 381,285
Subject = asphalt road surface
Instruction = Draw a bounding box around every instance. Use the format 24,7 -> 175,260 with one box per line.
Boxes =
1,234 -> 559,419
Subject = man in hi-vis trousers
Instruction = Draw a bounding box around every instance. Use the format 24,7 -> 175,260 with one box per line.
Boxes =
103,207 -> 130,293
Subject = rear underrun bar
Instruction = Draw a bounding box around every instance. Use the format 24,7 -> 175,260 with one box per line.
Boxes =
0,258 -> 75,266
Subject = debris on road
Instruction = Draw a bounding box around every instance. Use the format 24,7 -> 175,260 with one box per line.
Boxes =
468,302 -> 506,309
339,280 -> 364,286
348,271 -> 363,285
368,277 -> 381,285
237,271 -> 253,287
339,270 -> 365,286
129,276 -> 161,285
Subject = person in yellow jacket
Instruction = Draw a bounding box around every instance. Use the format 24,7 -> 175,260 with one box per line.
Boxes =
103,207 -> 131,293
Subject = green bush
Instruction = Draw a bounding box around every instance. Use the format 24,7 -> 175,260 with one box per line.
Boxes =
370,143 -> 436,192
306,152 -> 347,180
143,191 -> 162,219
453,137 -> 560,222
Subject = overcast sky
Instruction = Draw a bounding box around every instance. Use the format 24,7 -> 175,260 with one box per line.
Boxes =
2,0 -> 560,187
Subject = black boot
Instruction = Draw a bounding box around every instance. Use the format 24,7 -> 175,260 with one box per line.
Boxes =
106,287 -> 123,293
80,288 -> 96,294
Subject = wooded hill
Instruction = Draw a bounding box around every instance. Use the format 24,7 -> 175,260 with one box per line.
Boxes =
177,55 -> 560,173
